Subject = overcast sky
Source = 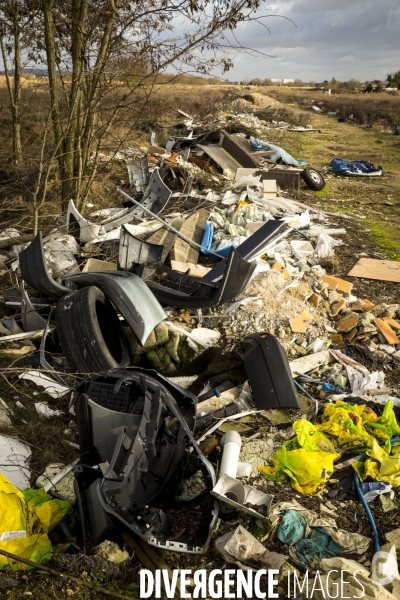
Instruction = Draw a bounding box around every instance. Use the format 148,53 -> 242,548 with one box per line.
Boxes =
222,0 -> 400,82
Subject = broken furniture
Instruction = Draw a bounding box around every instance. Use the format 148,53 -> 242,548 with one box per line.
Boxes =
74,368 -> 218,553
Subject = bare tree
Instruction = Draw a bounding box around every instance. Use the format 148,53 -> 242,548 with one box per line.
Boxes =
0,0 -> 40,165
39,0 -> 272,211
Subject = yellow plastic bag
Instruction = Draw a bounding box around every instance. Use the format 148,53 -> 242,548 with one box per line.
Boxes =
353,439 -> 400,487
315,400 -> 400,452
258,419 -> 340,496
0,474 -> 71,570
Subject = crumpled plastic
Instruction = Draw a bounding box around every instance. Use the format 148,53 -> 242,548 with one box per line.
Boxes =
361,481 -> 392,502
293,527 -> 343,571
258,419 -> 340,495
0,474 -> 71,570
277,510 -> 307,545
354,439 -> 400,487
315,400 -> 400,452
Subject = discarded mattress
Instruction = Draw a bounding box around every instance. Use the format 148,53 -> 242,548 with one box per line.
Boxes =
73,368 -> 218,553
331,158 -> 383,176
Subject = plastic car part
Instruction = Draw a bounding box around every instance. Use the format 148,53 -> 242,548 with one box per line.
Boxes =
20,281 -> 49,332
55,286 -> 131,372
127,158 -> 150,193
66,199 -> 101,243
234,332 -> 301,410
103,168 -> 172,232
146,247 -> 256,309
19,232 -> 70,298
118,224 -> 163,270
62,271 -> 166,345
40,306 -> 69,387
74,368 -> 218,553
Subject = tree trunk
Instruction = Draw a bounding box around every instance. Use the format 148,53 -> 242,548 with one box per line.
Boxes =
12,7 -> 22,165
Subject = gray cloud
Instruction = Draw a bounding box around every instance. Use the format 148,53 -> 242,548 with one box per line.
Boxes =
221,0 -> 400,82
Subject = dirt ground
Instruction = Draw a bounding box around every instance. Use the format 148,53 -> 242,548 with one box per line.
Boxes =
0,87 -> 400,599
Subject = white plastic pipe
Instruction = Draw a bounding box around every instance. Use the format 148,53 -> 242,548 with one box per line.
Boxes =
236,462 -> 252,478
219,431 -> 242,479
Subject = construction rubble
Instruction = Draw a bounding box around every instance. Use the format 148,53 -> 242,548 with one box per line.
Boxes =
0,105 -> 400,599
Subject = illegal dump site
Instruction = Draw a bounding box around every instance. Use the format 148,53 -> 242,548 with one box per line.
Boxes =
1,90 -> 400,600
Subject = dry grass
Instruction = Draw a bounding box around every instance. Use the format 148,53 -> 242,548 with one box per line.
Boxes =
267,87 -> 400,129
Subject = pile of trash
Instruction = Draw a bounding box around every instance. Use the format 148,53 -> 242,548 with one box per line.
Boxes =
0,103 -> 399,598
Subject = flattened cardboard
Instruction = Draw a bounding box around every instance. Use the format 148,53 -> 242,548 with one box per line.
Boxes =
348,258 -> 400,283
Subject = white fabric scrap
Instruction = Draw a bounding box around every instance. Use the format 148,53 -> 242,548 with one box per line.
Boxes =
35,403 -> 64,418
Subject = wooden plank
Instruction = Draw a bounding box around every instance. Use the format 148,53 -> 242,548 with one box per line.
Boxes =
198,144 -> 240,172
348,258 -> 400,283
169,208 -> 209,264
375,318 -> 400,345
220,131 -> 259,168
170,260 -> 211,278
146,217 -> 184,261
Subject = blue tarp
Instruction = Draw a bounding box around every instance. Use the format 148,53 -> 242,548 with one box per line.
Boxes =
331,158 -> 383,176
250,137 -> 307,167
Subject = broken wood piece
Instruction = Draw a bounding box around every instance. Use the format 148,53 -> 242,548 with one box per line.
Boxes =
347,327 -> 358,342
82,258 -> 117,272
289,350 -> 333,377
308,293 -> 320,308
330,334 -> 343,345
330,300 -> 346,316
169,208 -> 209,264
272,261 -> 291,280
348,258 -> 400,283
146,217 -> 184,262
382,318 -> 400,330
375,319 -> 400,345
300,309 -> 313,321
349,299 -> 376,312
170,260 -> 211,278
321,275 -> 353,296
337,316 -> 359,332
289,318 -> 306,333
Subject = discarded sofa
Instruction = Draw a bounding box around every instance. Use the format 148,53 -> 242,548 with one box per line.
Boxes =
73,368 -> 218,553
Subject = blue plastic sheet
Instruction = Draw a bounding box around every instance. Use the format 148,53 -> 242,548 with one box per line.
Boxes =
250,138 -> 307,167
331,158 -> 383,176
200,222 -> 234,259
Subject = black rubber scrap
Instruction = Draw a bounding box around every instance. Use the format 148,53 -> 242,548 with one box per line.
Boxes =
55,285 -> 130,373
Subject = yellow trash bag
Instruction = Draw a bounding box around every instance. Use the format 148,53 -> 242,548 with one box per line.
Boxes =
315,400 -> 400,452
0,474 -> 71,570
353,439 -> 400,487
258,419 -> 340,496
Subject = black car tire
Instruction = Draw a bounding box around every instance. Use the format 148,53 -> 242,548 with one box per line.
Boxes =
301,167 -> 326,191
55,286 -> 130,373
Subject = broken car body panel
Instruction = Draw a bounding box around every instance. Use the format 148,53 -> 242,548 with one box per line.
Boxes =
19,232 -> 70,298
62,271 -> 166,345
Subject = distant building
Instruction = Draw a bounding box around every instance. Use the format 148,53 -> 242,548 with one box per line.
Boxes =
270,78 -> 294,84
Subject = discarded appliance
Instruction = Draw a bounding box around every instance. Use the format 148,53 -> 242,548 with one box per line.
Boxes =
234,332 -> 301,410
73,368 -> 218,553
